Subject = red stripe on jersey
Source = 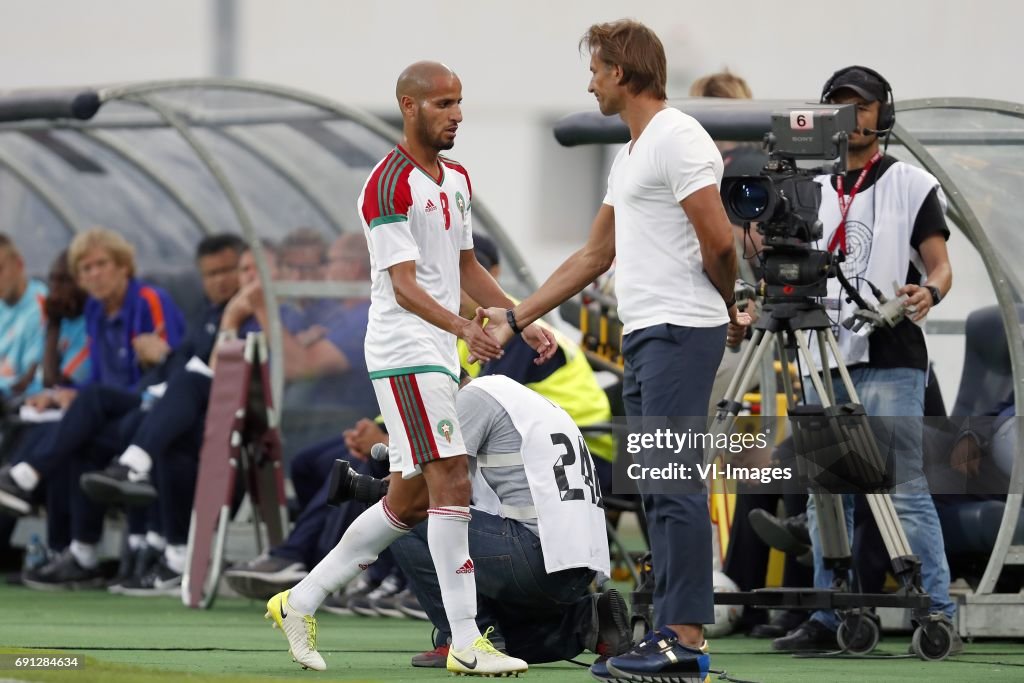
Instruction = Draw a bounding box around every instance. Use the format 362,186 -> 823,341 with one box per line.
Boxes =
361,149 -> 414,226
407,374 -> 440,456
440,156 -> 472,199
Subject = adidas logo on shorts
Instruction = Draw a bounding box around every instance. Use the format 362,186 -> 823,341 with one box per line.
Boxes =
455,559 -> 475,575
425,199 -> 438,213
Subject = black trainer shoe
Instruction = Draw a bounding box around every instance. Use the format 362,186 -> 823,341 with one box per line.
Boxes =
0,466 -> 33,517
396,588 -> 430,621
223,554 -> 308,600
749,609 -> 805,639
80,463 -> 157,506
22,549 -> 105,591
592,589 -> 632,657
749,509 -> 811,556
351,572 -> 402,617
321,575 -> 376,616
109,543 -> 162,594
771,618 -> 838,652
120,558 -> 182,597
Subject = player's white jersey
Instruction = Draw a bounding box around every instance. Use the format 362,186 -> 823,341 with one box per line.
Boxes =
358,145 -> 474,381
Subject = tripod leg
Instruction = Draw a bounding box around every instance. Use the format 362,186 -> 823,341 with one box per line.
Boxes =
863,493 -> 916,572
815,331 -> 837,407
794,329 -> 835,409
823,328 -> 863,405
706,329 -> 776,465
811,491 -> 852,577
714,328 -> 768,419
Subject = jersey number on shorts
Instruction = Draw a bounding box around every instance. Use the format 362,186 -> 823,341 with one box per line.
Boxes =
550,433 -> 603,506
439,192 -> 451,230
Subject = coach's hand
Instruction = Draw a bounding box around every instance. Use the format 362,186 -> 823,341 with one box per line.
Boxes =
459,309 -> 503,363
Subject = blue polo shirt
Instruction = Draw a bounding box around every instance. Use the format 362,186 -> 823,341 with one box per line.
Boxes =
84,278 -> 185,389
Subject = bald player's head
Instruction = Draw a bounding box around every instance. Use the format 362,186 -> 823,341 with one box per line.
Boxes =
395,61 -> 463,152
395,61 -> 458,103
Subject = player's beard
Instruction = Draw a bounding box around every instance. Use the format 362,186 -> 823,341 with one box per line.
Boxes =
418,116 -> 454,151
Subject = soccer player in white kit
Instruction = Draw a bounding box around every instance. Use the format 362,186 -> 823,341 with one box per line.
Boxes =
264,60 -> 554,676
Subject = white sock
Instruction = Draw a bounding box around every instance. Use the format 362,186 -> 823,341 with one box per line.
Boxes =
287,499 -> 410,615
145,531 -> 166,551
164,544 -> 186,574
128,534 -> 146,551
70,540 -> 98,569
428,506 -> 479,650
119,445 -> 153,474
9,463 -> 40,492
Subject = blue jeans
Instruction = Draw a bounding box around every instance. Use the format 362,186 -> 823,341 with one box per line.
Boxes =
390,511 -> 595,663
804,366 -> 955,629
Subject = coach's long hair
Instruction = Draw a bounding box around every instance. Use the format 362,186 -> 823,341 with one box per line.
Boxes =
581,19 -> 668,101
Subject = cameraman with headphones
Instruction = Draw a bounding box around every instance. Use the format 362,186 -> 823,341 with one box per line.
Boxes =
768,66 -> 959,652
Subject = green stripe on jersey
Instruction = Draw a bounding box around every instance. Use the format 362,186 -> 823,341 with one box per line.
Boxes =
383,158 -> 412,215
396,376 -> 430,464
369,214 -> 408,229
369,365 -> 459,383
376,154 -> 403,219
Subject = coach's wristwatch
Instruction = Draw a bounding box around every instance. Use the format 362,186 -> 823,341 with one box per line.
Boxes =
925,285 -> 942,307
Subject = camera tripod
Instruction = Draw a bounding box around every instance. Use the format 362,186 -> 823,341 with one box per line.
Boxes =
701,296 -> 958,660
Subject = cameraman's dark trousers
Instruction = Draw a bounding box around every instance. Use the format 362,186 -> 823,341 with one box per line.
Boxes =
391,512 -> 598,663
622,323 -> 726,627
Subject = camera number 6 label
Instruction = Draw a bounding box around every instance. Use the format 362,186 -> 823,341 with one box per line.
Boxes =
790,111 -> 814,130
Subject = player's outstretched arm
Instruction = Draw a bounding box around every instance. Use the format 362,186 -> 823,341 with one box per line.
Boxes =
388,260 -> 503,362
510,203 -> 616,329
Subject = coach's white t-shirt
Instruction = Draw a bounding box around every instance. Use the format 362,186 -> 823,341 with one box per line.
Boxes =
358,146 -> 474,382
603,107 -> 728,334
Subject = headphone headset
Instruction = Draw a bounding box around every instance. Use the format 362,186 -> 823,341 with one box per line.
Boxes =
820,65 -> 895,137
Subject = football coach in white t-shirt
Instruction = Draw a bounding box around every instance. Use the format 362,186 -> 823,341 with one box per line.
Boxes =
480,19 -> 743,683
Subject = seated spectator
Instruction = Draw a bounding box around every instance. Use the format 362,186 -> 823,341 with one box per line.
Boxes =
0,231 -> 230,589
79,238 -> 369,593
0,228 -> 187,517
0,233 -> 48,402
29,250 -> 91,395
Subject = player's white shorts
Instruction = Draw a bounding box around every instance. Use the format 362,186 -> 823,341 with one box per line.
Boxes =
371,372 -> 467,478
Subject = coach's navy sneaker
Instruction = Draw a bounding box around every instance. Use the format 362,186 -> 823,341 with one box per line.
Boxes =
606,627 -> 710,683
589,656 -> 630,682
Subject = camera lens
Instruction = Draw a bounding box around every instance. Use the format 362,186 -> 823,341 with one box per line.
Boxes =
729,180 -> 770,221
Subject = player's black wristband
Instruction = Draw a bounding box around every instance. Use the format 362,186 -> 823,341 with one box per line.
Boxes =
724,296 -> 737,309
506,308 -> 523,335
926,285 -> 942,307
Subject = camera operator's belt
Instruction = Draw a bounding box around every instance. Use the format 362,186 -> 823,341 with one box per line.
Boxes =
477,451 -> 538,520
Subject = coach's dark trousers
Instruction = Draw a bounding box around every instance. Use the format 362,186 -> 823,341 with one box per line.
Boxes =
622,323 -> 726,627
